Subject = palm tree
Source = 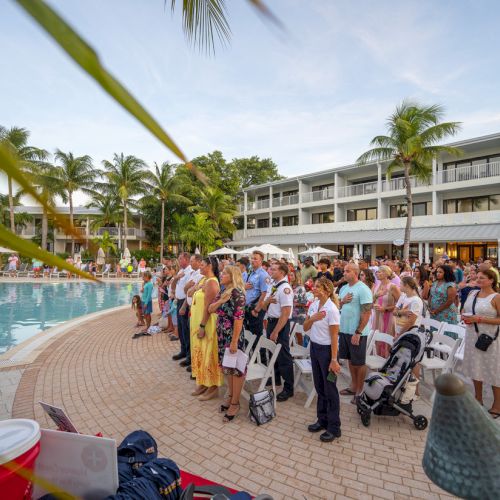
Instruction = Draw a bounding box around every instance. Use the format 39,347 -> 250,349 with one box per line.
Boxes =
86,192 -> 122,233
194,186 -> 235,236
92,230 -> 117,258
54,150 -> 96,255
142,162 -> 191,260
357,101 -> 462,260
0,192 -> 32,230
101,154 -> 149,252
180,213 -> 219,254
0,126 -> 48,233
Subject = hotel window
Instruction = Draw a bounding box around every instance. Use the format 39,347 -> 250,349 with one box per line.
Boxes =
282,215 -> 299,226
247,217 -> 256,229
235,217 -> 244,229
346,207 -> 377,221
257,218 -> 269,228
257,194 -> 269,201
389,201 -> 432,218
443,194 -> 500,214
312,212 -> 335,224
272,217 -> 280,227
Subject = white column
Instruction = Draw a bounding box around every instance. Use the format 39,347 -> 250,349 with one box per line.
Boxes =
139,216 -> 143,250
377,163 -> 383,220
269,185 -> 273,226
418,242 -> 423,262
243,192 -> 248,238
424,242 -> 430,263
497,239 -> 500,263
359,244 -> 364,259
432,158 -> 438,215
298,179 -> 304,226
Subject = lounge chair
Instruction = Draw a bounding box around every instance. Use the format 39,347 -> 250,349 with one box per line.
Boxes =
0,264 -> 9,277
50,267 -> 61,278
17,263 -> 29,277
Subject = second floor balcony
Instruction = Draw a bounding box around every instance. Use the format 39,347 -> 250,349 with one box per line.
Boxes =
437,161 -> 500,184
272,194 -> 299,208
302,187 -> 335,204
338,180 -> 378,198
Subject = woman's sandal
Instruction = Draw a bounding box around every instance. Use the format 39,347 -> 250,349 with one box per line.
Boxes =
340,388 -> 355,396
220,395 -> 232,413
223,403 -> 240,423
488,409 -> 500,419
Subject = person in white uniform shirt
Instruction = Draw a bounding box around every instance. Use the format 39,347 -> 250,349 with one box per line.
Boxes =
171,252 -> 192,363
263,261 -> 295,401
303,277 -> 341,442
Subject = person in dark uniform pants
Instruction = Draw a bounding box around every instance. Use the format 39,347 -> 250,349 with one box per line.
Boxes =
303,277 -> 342,442
263,261 -> 295,401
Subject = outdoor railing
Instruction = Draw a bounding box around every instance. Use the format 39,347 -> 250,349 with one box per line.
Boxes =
247,199 -> 270,210
337,181 -> 378,198
301,188 -> 335,203
272,194 -> 299,207
437,161 -> 500,184
382,176 -> 430,192
236,204 -> 244,213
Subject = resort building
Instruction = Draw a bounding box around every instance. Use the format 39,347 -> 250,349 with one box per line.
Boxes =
231,132 -> 500,262
13,206 -> 146,254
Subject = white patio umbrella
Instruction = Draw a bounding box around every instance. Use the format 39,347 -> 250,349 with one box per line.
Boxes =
236,246 -> 261,255
288,248 -> 296,265
123,247 -> 131,259
352,246 -> 360,264
256,244 -> 290,258
195,247 -> 201,255
208,246 -> 237,256
298,246 -> 339,257
96,247 -> 105,265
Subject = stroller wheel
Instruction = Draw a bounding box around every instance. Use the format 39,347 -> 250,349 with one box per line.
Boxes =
361,411 -> 371,427
414,415 -> 428,430
356,406 -> 363,415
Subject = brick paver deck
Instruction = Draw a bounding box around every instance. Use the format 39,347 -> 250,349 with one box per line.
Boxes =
10,307 -> 454,499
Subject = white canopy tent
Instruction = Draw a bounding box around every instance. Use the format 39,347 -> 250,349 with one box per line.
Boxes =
236,246 -> 261,255
298,246 -> 339,257
257,244 -> 290,256
208,246 -> 237,256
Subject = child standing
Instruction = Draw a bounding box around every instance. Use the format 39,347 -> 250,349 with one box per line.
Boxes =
131,295 -> 144,327
140,272 -> 153,334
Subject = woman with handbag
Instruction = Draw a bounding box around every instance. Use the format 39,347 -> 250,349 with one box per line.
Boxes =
461,268 -> 500,418
208,265 -> 246,422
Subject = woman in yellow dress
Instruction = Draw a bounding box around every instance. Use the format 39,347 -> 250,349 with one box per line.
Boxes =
189,256 -> 222,400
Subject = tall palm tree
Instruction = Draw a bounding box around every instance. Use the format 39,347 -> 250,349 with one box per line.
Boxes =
194,186 -> 235,236
54,150 -> 96,255
0,192 -> 32,230
86,192 -> 122,232
357,101 -> 462,260
180,213 -> 219,254
142,162 -> 191,260
0,126 -> 48,233
101,154 -> 149,252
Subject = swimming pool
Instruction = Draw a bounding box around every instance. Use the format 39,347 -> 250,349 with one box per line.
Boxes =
0,282 -> 141,354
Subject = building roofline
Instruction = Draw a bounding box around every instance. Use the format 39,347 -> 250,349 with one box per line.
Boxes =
242,131 -> 500,192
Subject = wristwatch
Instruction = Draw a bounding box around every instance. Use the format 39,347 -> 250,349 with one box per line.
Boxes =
199,323 -> 205,328
355,329 -> 362,335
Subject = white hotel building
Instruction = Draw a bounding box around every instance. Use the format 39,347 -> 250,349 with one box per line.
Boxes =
231,132 -> 500,263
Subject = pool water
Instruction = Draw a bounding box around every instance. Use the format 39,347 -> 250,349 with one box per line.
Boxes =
0,282 -> 141,354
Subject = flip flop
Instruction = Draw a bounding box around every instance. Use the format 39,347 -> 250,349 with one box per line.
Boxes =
340,388 -> 356,396
488,409 -> 500,419
131,333 -> 144,339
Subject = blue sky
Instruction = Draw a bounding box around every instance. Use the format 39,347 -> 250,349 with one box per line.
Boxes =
2,0 -> 500,200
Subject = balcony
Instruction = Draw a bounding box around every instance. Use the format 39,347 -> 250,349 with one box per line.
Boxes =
236,204 -> 244,213
338,181 -> 378,198
272,194 -> 299,208
302,188 -> 335,203
382,176 -> 430,192
247,199 -> 270,211
437,161 -> 500,184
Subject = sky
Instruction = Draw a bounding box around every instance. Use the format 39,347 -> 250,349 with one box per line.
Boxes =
1,0 -> 500,204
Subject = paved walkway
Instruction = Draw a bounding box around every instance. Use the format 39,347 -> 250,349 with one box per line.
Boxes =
5,307 -> 455,499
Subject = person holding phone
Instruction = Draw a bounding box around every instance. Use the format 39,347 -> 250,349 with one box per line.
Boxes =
303,277 -> 341,442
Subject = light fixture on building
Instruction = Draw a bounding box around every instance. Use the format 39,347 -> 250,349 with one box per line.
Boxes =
436,245 -> 443,253
422,374 -> 500,497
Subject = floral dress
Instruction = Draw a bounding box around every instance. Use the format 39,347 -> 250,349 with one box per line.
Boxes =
429,281 -> 459,325
216,288 -> 246,376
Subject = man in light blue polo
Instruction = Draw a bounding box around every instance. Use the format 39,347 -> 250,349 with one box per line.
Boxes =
338,263 -> 373,402
244,250 -> 270,343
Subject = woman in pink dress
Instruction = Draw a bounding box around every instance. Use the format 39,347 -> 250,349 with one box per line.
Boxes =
373,265 -> 400,357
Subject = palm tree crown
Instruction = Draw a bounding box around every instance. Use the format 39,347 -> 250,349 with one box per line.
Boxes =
357,100 -> 462,260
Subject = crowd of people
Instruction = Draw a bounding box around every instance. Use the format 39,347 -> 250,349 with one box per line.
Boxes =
130,251 -> 500,438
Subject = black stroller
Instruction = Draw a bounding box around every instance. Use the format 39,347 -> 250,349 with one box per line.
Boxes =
357,326 -> 429,430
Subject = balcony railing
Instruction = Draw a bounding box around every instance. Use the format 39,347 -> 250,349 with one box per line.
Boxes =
338,181 -> 378,198
437,161 -> 500,184
237,204 -> 244,213
247,199 -> 270,210
272,194 -> 299,207
302,188 -> 335,203
382,176 -> 430,192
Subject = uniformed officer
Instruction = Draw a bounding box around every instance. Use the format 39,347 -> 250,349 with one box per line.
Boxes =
244,250 -> 271,344
264,261 -> 295,401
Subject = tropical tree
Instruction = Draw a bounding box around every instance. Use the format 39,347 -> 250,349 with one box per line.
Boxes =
142,162 -> 191,261
92,230 -> 117,258
85,192 -> 122,232
194,186 -> 235,236
0,126 -> 48,233
180,213 -> 219,254
101,154 -> 149,252
0,192 -> 32,231
54,150 -> 96,255
357,101 -> 461,260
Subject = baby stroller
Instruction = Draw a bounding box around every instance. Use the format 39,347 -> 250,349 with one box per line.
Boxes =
357,326 -> 429,430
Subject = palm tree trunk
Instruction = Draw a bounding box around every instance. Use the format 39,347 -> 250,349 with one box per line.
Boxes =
403,163 -> 412,261
42,209 -> 48,251
123,201 -> 128,251
160,200 -> 165,261
8,176 -> 15,233
69,193 -> 75,256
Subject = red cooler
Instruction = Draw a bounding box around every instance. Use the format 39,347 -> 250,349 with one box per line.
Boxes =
0,419 -> 41,500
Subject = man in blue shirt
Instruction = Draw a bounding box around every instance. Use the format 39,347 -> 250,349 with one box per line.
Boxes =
338,263 -> 373,402
244,251 -> 271,342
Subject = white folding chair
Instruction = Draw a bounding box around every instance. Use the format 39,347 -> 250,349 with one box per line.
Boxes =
366,331 -> 394,370
420,332 -> 462,382
289,323 -> 310,359
419,317 -> 444,334
242,336 -> 282,404
440,322 -> 466,341
242,329 -> 257,358
50,267 -> 60,278
293,358 -> 317,408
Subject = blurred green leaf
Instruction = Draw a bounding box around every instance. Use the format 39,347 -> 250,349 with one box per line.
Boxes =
0,223 -> 96,280
15,0 -> 208,183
